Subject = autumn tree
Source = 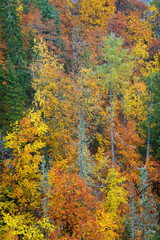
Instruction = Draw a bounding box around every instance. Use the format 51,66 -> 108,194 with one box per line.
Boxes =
97,33 -> 138,166
0,1 -> 160,239
102,167 -> 128,238
48,167 -> 101,239
0,111 -> 54,239
30,38 -> 77,170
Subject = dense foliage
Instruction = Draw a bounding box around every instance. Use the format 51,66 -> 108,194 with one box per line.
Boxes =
0,0 -> 160,239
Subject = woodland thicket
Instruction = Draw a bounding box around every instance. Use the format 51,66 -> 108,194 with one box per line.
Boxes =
0,0 -> 160,239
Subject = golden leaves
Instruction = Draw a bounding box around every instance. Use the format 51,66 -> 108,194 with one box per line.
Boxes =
2,213 -> 54,240
80,0 -> 116,29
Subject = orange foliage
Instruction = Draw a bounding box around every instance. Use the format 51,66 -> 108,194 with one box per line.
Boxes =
48,167 -> 101,239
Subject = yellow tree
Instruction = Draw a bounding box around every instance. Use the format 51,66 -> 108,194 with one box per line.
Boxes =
80,0 -> 116,29
31,38 -> 77,169
0,111 -> 53,239
102,167 -> 128,238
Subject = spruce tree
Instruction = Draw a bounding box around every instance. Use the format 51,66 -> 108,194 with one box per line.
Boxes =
139,166 -> 158,239
1,59 -> 25,127
149,71 -> 160,160
140,71 -> 160,160
0,0 -> 34,129
127,168 -> 158,239
0,64 -> 5,129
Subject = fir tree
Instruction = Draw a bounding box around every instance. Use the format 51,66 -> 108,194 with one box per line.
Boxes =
0,59 -> 25,128
140,71 -> 160,160
139,166 -> 158,239
0,0 -> 34,129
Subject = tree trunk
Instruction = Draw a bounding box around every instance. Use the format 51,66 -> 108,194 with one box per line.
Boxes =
110,62 -> 115,165
130,182 -> 135,240
78,104 -> 85,178
110,87 -> 115,165
146,72 -> 153,162
146,101 -> 152,161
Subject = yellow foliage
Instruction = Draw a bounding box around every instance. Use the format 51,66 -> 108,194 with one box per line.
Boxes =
2,213 -> 54,240
103,168 -> 128,219
127,12 -> 154,45
80,0 -> 116,29
16,0 -> 23,16
101,167 -> 128,237
1,111 -> 49,217
96,208 -> 119,240
147,4 -> 160,30
132,39 -> 149,60
124,81 -> 147,121
140,52 -> 160,77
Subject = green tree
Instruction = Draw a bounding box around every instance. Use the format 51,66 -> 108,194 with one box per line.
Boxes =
0,0 -> 34,129
149,71 -> 160,160
140,71 -> 160,160
0,60 -> 26,129
139,166 -> 158,239
98,33 -> 135,164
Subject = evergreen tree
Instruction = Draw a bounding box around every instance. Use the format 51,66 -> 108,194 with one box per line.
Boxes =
139,166 -> 158,239
0,0 -> 34,129
140,71 -> 160,160
32,0 -> 60,24
152,225 -> 160,240
149,71 -> 160,160
0,0 -> 28,86
127,168 -> 158,239
0,60 -> 25,128
0,64 -> 5,129
31,0 -> 62,47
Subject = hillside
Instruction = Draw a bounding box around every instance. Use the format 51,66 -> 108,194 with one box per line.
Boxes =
0,0 -> 160,239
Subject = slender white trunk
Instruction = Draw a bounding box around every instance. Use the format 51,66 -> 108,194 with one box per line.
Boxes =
146,101 -> 152,161
110,87 -> 115,165
146,72 -> 153,162
110,63 -> 115,165
42,157 -> 48,220
78,104 -> 85,178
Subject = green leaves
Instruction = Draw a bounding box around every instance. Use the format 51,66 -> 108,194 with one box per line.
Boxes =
99,33 -> 135,93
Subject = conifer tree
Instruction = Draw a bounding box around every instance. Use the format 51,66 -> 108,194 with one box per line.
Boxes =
0,0 -> 34,128
98,33 -> 135,164
30,0 -> 62,51
0,60 -> 26,128
140,71 -> 160,160
147,71 -> 160,160
138,166 -> 158,239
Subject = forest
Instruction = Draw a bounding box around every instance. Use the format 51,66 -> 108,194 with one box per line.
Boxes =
0,0 -> 160,239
